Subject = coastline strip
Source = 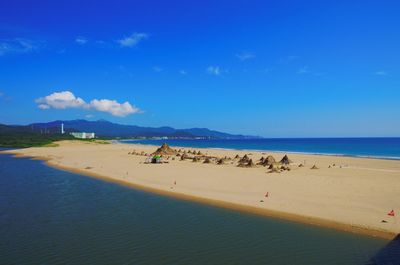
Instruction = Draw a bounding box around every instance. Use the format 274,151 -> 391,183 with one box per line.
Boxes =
4,150 -> 398,240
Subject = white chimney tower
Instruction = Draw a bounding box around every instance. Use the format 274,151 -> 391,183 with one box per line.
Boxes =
61,123 -> 65,134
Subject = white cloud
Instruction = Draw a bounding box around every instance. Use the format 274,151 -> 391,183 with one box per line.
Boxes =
179,70 -> 187,75
38,104 -> 50,109
90,99 -> 140,117
0,38 -> 42,56
35,91 -> 86,109
85,114 -> 94,118
36,91 -> 141,117
75,37 -> 88,45
206,66 -> 222,76
375,70 -> 389,76
117,33 -> 148,47
236,51 -> 255,61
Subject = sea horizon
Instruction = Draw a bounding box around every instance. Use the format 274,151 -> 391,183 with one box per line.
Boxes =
120,137 -> 400,160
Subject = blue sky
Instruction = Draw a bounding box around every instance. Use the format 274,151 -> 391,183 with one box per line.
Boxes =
0,0 -> 399,137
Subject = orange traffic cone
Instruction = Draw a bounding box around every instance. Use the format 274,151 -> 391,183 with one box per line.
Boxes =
265,192 -> 269,198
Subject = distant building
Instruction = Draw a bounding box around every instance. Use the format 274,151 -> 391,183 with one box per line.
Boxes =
70,132 -> 95,139
61,123 -> 65,134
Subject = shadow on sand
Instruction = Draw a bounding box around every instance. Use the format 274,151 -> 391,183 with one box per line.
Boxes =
365,234 -> 400,265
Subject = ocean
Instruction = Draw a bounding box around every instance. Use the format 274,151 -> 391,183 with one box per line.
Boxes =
121,138 -> 400,160
1,150 -> 399,264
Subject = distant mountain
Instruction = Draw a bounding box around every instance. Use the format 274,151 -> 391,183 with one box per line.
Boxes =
28,119 -> 258,139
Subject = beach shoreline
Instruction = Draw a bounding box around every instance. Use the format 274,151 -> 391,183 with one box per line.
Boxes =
117,140 -> 400,161
118,139 -> 400,161
2,140 -> 400,240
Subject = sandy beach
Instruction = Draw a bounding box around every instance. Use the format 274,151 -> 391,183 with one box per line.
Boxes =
3,140 -> 400,239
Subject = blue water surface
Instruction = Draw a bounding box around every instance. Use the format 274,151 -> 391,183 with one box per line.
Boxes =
122,138 -> 400,160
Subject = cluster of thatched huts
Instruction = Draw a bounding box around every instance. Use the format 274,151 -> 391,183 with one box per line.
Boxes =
128,150 -> 148,156
129,143 -> 320,172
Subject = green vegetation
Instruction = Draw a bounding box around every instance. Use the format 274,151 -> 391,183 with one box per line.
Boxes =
0,124 -> 112,148
0,132 -> 74,148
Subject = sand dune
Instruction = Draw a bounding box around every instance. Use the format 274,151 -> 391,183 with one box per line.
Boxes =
3,140 -> 400,239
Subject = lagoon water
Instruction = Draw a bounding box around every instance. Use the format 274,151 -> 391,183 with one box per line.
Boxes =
124,138 -> 400,160
0,151 -> 397,265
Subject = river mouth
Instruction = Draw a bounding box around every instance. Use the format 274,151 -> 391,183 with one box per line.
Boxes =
0,153 -> 397,265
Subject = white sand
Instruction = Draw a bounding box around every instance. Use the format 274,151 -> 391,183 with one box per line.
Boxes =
4,140 -> 400,238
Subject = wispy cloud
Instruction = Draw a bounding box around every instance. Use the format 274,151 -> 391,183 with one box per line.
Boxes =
0,38 -> 42,56
75,37 -> 88,45
297,66 -> 323,77
279,55 -> 299,64
153,66 -> 163,72
36,91 -> 141,117
179,70 -> 187,75
0,91 -> 11,102
374,70 -> 389,76
236,51 -> 255,61
206,66 -> 228,76
297,66 -> 310,74
117,33 -> 148,47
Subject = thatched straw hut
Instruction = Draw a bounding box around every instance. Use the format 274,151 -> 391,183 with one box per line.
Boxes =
311,165 -> 319,169
239,159 -> 255,168
258,155 -> 276,166
298,163 -> 304,167
247,159 -> 255,167
197,151 -> 202,155
234,154 -> 240,159
152,143 -> 177,156
268,167 -> 281,173
280,155 -> 293,165
238,154 -> 250,164
203,158 -> 211,164
216,158 -> 225,165
268,163 -> 281,170
192,157 -> 200,162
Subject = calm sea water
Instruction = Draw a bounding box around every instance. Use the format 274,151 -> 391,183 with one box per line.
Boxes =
122,138 -> 400,160
0,151 -> 399,265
